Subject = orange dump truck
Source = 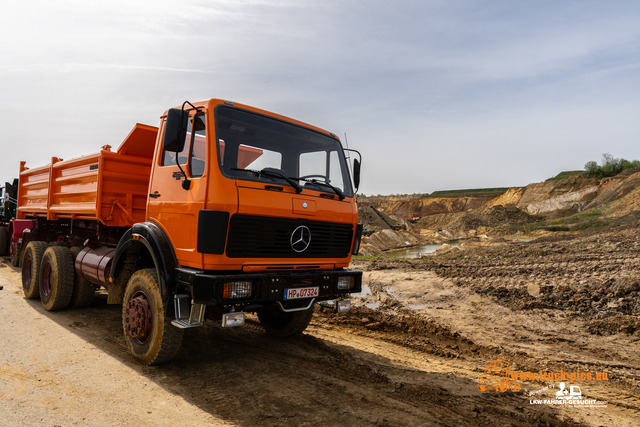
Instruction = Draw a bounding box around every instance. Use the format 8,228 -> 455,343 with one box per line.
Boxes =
13,98 -> 363,364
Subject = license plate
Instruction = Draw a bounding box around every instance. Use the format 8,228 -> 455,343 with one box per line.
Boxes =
284,287 -> 319,300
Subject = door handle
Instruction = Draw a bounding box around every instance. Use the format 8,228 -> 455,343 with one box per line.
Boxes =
149,193 -> 161,198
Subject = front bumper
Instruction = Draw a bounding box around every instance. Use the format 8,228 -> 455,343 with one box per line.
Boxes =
173,267 -> 362,309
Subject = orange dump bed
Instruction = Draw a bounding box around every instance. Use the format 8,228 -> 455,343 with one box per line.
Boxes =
17,124 -> 158,227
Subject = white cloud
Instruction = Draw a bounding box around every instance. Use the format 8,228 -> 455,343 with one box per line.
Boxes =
1,0 -> 640,195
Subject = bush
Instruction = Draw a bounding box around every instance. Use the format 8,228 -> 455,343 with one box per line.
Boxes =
584,153 -> 640,178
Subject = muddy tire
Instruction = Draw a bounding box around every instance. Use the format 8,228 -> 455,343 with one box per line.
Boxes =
68,246 -> 95,308
122,269 -> 184,365
39,246 -> 75,311
257,304 -> 315,337
0,227 -> 7,256
10,239 -> 21,267
21,241 -> 48,299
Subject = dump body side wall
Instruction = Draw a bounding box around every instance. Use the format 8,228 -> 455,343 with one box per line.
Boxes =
17,125 -> 156,228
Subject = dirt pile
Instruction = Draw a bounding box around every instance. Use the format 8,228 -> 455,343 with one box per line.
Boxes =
360,229 -> 428,255
445,205 -> 542,232
414,211 -> 465,230
358,206 -> 412,231
358,206 -> 433,255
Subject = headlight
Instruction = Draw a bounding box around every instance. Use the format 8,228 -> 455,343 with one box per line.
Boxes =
223,281 -> 253,299
337,276 -> 354,290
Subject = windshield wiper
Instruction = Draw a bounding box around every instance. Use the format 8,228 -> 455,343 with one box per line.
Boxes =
297,177 -> 345,201
231,168 -> 302,193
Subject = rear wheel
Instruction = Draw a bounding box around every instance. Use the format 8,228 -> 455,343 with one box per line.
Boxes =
21,241 -> 48,299
257,304 -> 315,337
10,239 -> 21,267
122,269 -> 184,365
0,227 -> 7,256
39,246 -> 74,311
68,246 -> 96,308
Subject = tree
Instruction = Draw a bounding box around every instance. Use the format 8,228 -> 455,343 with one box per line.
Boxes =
600,153 -> 617,175
584,153 -> 640,178
584,161 -> 599,174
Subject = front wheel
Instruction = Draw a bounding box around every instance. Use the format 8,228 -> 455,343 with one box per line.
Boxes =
122,269 -> 184,365
257,304 -> 315,337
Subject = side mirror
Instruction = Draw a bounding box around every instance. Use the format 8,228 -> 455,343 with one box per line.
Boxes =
353,158 -> 361,191
163,108 -> 188,153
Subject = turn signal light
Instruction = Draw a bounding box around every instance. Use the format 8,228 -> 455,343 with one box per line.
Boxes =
223,281 -> 253,299
337,276 -> 354,290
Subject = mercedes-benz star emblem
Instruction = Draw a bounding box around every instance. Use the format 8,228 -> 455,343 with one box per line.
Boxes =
290,225 -> 311,252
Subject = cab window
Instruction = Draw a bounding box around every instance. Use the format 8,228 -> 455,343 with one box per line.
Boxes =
161,113 -> 206,178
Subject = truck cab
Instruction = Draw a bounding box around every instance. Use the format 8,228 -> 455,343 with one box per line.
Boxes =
145,99 -> 359,270
113,99 -> 364,363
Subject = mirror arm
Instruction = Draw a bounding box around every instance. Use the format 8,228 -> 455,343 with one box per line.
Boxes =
175,161 -> 190,190
174,101 -> 201,190
182,101 -> 203,112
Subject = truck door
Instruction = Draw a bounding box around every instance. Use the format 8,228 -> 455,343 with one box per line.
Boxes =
147,111 -> 208,267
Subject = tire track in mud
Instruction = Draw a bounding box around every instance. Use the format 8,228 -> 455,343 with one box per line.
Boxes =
369,231 -> 640,329
314,305 -> 640,426
161,323 -> 449,426
308,313 -> 588,427
152,313 -> 585,427
315,306 -> 492,359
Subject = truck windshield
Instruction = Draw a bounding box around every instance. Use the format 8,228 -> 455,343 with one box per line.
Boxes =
215,106 -> 353,198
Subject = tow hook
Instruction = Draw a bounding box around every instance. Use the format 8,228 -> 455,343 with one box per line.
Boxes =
319,299 -> 351,312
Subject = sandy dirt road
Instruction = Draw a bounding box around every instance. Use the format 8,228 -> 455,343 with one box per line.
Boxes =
1,234 -> 639,427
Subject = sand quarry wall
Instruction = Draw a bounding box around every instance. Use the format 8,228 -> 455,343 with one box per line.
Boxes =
359,176 -> 605,220
369,174 -> 640,219
359,195 -> 501,218
359,173 -> 640,234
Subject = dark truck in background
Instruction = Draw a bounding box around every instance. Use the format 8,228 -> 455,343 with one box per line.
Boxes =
0,179 -> 18,257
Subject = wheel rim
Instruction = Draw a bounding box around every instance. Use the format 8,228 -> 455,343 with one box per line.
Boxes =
22,253 -> 32,289
42,261 -> 53,297
125,291 -> 153,344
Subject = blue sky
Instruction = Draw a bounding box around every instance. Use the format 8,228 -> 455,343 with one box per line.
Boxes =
1,0 -> 639,196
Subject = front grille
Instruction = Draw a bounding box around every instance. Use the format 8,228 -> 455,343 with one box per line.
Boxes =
226,215 -> 353,258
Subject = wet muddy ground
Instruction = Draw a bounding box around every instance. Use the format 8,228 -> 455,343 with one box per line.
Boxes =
1,224 -> 639,426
